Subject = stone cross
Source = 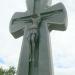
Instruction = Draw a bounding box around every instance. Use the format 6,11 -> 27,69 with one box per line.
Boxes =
9,0 -> 67,75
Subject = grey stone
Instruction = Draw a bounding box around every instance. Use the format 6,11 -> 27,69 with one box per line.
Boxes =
9,0 -> 67,75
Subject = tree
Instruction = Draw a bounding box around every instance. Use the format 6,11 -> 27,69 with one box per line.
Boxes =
5,66 -> 16,75
0,67 -> 5,75
0,66 -> 16,75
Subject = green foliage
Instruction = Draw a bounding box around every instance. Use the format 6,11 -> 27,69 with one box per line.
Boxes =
0,67 -> 5,75
0,66 -> 16,75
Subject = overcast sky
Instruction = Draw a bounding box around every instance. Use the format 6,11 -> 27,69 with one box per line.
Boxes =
0,0 -> 75,75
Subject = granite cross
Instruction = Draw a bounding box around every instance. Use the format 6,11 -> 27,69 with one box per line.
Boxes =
9,0 -> 67,75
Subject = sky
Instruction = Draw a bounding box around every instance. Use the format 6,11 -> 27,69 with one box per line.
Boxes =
0,0 -> 75,75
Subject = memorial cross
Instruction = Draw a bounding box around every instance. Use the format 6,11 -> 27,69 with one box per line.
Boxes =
9,0 -> 67,75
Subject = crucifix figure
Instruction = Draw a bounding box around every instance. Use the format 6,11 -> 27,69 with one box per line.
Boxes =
9,0 -> 67,75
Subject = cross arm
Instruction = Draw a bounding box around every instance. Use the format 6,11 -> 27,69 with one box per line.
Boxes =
9,12 -> 32,39
41,3 -> 68,31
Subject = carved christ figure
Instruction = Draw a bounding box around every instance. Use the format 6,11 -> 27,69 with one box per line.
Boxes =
27,18 -> 40,75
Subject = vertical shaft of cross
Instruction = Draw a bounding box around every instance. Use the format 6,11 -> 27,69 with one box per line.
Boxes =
33,0 -> 40,14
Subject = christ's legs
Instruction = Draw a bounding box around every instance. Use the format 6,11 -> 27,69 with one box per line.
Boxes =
28,28 -> 39,75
